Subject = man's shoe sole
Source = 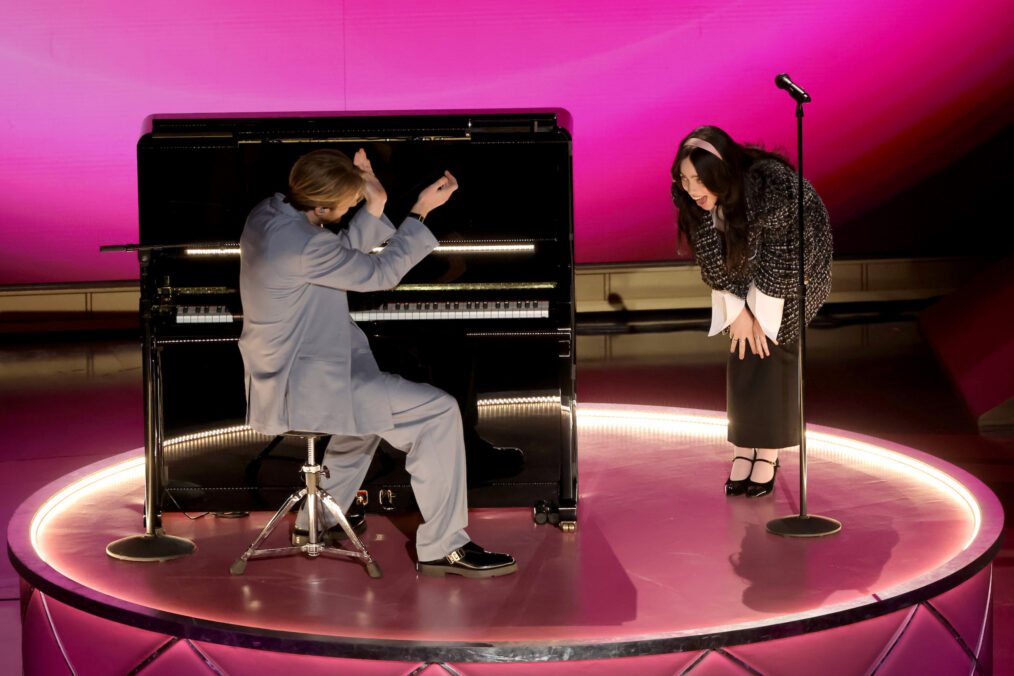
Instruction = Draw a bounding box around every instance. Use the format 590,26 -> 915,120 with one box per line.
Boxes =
417,561 -> 518,578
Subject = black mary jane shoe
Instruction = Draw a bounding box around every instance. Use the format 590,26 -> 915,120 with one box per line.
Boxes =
745,457 -> 779,498
416,541 -> 518,578
724,449 -> 757,496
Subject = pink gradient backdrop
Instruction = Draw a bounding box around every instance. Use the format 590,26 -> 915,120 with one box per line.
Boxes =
1,1 -> 1012,284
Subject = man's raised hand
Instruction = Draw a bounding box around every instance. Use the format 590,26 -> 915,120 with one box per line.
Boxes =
354,148 -> 387,217
411,171 -> 459,219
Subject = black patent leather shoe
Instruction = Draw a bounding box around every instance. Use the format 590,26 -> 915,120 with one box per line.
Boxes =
745,458 -> 779,498
291,505 -> 367,546
725,449 -> 756,496
417,541 -> 518,578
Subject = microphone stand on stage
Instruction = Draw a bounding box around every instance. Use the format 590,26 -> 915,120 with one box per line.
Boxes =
766,74 -> 842,538
102,243 -> 196,561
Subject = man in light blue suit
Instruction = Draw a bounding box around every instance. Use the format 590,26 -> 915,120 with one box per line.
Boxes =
239,149 -> 516,578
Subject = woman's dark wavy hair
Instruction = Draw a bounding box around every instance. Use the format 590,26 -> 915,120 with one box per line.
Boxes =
671,125 -> 791,270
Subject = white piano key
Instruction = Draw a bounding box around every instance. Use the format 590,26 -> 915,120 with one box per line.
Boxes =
175,305 -> 237,324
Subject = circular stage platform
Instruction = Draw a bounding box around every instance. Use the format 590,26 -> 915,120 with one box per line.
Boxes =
8,404 -> 1003,675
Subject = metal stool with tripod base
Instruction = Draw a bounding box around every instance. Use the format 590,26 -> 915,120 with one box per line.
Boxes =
230,431 -> 382,578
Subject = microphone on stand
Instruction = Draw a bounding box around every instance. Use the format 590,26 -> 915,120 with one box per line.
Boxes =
766,69 -> 841,539
775,73 -> 811,103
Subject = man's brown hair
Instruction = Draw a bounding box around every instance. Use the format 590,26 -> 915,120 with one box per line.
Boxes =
287,149 -> 365,211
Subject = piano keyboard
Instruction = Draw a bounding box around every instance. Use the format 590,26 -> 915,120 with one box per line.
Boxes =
351,300 -> 549,321
173,300 -> 550,324
176,305 -> 234,323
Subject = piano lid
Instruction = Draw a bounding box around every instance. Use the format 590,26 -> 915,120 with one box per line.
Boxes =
144,109 -> 572,141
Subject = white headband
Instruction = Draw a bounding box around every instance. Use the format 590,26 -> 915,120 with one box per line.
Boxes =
683,137 -> 723,161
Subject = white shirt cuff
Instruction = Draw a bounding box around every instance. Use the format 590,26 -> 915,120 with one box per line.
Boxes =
747,283 -> 784,341
708,289 -> 746,337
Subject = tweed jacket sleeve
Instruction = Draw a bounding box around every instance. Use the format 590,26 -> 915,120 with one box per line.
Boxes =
690,160 -> 832,344
747,160 -> 832,344
693,215 -> 750,299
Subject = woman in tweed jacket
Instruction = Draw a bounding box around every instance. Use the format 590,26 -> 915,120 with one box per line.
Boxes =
671,125 -> 831,498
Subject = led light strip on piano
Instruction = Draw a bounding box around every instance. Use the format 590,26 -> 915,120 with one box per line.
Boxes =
184,242 -> 538,256
351,300 -> 548,321
185,247 -> 240,255
371,243 -> 535,254
477,395 -> 560,407
163,424 -> 254,446
163,283 -> 552,297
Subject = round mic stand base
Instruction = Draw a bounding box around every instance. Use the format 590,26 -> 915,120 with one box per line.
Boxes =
106,533 -> 196,562
767,514 -> 842,538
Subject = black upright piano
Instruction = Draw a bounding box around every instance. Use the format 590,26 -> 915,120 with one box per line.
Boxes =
137,111 -> 577,529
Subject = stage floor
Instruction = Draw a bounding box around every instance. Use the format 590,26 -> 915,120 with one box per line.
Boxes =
9,403 -> 1003,672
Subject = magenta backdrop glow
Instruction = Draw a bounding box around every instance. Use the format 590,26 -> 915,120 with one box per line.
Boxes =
1,1 -> 1012,283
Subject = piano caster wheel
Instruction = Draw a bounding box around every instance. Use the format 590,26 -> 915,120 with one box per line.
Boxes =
547,511 -> 561,526
559,521 -> 576,533
366,561 -> 383,579
532,500 -> 550,524
230,558 -> 248,576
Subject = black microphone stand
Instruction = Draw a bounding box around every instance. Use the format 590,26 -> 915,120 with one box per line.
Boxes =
766,78 -> 841,538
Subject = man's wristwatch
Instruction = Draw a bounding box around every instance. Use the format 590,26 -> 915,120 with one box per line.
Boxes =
408,211 -> 426,223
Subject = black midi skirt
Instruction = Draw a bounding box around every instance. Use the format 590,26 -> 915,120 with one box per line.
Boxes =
726,340 -> 800,449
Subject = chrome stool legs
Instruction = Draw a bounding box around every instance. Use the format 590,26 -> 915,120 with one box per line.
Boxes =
230,433 -> 382,578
